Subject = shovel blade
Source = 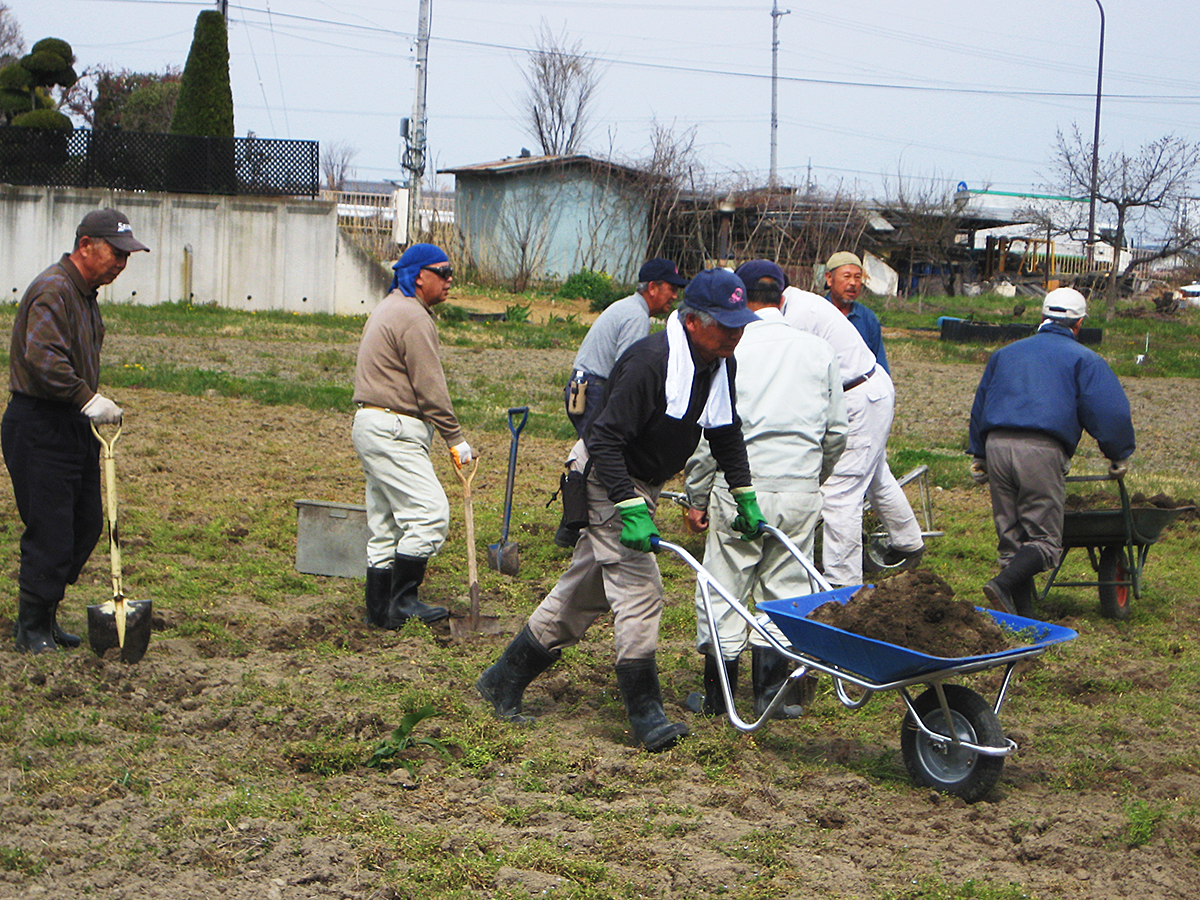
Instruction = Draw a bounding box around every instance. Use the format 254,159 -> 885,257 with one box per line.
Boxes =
449,613 -> 505,637
87,598 -> 153,664
487,540 -> 520,576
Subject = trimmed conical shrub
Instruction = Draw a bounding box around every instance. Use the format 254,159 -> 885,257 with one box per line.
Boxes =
170,10 -> 233,138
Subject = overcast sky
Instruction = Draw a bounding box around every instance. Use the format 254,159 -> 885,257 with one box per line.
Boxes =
10,0 -> 1200,200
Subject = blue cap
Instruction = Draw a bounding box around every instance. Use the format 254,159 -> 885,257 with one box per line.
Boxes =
638,257 -> 687,286
682,269 -> 758,328
734,259 -> 787,291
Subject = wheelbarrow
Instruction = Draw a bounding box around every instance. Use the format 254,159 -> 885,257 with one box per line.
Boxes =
653,526 -> 1077,802
1039,473 -> 1194,620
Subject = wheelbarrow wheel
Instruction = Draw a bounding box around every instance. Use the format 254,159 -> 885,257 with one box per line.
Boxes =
900,684 -> 1004,802
1097,545 -> 1131,620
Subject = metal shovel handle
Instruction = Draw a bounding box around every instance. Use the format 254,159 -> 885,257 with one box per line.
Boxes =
499,407 -> 529,541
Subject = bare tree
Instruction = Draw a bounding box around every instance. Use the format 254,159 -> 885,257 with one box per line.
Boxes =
1052,125 -> 1200,317
62,65 -> 182,131
879,172 -> 975,296
520,23 -> 601,156
320,140 -> 358,191
0,2 -> 23,65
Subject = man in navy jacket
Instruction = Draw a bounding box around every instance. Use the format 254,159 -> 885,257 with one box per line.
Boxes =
968,287 -> 1135,616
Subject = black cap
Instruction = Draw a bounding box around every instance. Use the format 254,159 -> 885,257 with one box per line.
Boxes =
638,257 -> 687,286
76,208 -> 150,253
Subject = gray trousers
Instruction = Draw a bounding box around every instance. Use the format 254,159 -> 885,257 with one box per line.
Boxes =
985,429 -> 1070,570
528,449 -> 663,663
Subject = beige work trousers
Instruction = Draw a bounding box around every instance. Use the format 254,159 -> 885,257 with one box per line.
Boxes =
694,486 -> 823,661
527,448 -> 664,663
352,408 -> 450,565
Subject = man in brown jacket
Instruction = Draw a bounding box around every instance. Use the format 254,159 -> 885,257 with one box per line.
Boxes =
3,208 -> 149,654
352,242 -> 473,629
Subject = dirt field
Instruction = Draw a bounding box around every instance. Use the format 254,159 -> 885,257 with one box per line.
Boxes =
1,303 -> 1198,900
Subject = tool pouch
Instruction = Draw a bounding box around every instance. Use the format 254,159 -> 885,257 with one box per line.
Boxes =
559,467 -> 589,531
567,376 -> 588,415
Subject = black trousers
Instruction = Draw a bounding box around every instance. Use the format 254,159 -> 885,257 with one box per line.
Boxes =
1,393 -> 103,604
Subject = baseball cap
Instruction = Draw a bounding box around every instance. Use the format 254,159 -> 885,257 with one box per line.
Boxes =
638,257 -> 687,286
682,268 -> 758,329
1042,287 -> 1088,319
76,209 -> 150,253
826,251 -> 863,271
734,259 -> 787,291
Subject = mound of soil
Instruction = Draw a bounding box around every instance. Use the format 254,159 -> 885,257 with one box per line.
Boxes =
809,570 -> 1015,658
1064,490 -> 1198,521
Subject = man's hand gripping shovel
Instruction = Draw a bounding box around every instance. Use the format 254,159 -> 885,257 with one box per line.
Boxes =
87,421 -> 152,663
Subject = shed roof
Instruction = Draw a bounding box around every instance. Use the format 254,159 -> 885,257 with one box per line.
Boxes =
439,153 -> 647,180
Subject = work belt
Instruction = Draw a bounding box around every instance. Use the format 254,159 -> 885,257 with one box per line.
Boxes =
357,403 -> 405,415
843,365 -> 876,392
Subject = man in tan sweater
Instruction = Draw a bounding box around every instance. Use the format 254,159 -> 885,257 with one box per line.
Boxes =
352,243 -> 473,629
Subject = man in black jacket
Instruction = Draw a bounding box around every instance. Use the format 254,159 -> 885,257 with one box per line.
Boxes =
477,268 -> 766,752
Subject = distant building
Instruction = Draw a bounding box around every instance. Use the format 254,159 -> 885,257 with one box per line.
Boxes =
440,154 -> 651,288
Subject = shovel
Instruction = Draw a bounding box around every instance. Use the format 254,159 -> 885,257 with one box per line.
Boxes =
449,456 -> 503,636
87,422 -> 152,664
487,406 -> 529,576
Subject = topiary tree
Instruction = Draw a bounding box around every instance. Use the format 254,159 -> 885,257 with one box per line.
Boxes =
169,10 -> 233,138
0,35 -> 76,126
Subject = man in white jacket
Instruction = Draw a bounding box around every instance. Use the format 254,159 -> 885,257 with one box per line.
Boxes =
683,260 -> 848,719
781,283 -> 925,587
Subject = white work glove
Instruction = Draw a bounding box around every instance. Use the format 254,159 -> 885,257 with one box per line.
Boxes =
82,393 -> 123,425
1108,458 -> 1131,479
970,457 -> 988,485
450,441 -> 473,468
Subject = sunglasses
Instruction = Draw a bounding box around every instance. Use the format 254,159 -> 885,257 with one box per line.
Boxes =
422,264 -> 454,280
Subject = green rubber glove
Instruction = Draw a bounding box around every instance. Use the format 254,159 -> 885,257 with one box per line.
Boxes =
616,497 -> 660,553
730,486 -> 766,540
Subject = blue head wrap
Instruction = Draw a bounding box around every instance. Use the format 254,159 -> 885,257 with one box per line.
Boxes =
389,243 -> 450,296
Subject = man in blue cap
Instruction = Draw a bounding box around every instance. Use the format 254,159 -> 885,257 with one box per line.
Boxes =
564,258 -> 687,439
478,268 -> 765,753
351,243 -> 473,631
684,260 -> 847,720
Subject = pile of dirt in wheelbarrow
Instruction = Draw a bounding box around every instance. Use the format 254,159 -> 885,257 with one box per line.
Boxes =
1065,490 -> 1198,521
808,570 -> 1016,658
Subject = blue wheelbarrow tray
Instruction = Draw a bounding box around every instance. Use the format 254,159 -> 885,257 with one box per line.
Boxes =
759,588 -> 1078,685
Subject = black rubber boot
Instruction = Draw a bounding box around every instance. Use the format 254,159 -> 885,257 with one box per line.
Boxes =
50,600 -> 81,649
476,626 -> 560,723
14,590 -> 56,655
752,646 -> 807,719
1013,578 -> 1037,618
685,653 -> 739,717
386,554 -> 449,626
615,658 -> 689,752
364,566 -> 392,627
983,545 -> 1044,616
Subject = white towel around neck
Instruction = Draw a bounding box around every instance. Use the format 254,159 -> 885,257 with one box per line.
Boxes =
664,310 -> 734,427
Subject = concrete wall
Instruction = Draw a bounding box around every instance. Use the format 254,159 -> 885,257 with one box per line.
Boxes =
1,185 -> 391,315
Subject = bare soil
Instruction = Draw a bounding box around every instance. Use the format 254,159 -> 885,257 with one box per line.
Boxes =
2,311 -> 1199,900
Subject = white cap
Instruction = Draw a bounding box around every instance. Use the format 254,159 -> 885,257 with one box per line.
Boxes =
1042,287 -> 1088,320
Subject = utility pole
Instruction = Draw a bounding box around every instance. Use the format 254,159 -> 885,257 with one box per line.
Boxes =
769,1 -> 790,190
1085,0 -> 1105,269
404,0 -> 432,244
218,0 -> 228,21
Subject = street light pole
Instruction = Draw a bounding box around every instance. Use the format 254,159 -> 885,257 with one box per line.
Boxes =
769,1 -> 790,189
1085,0 -> 1105,269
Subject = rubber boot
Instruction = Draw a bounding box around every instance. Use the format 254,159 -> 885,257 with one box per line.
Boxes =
386,554 -> 449,626
364,566 -> 392,627
50,600 -> 81,649
685,653 -> 739,717
615,658 -> 689,752
14,590 -> 56,655
752,646 -> 806,720
1013,578 -> 1037,618
983,545 -> 1044,616
476,626 -> 560,723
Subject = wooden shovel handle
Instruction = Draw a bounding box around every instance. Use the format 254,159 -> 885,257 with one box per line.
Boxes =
453,458 -> 482,620
90,422 -> 124,601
